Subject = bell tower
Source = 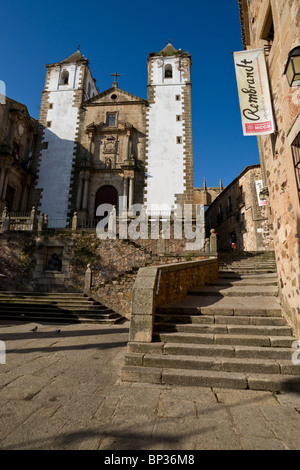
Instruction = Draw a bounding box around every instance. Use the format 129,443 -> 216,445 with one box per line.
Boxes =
32,50 -> 98,227
145,43 -> 194,216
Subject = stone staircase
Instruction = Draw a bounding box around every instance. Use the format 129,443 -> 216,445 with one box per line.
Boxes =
218,250 -> 277,274
122,253 -> 300,392
0,292 -> 123,324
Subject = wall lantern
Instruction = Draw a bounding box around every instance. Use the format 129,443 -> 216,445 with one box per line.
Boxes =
284,46 -> 300,87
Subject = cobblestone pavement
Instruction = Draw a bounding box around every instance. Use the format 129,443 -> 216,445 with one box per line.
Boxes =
1,320 -> 300,451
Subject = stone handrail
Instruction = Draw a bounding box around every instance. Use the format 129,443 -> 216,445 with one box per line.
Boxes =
129,257 -> 218,343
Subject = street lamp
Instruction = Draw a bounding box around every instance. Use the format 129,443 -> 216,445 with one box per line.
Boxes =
284,46 -> 300,87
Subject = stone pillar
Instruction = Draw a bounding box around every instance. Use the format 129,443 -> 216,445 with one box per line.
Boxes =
2,206 -> 8,223
3,215 -> 10,232
37,213 -> 44,232
82,172 -> 90,211
72,212 -> 78,231
126,131 -> 131,161
121,177 -> 128,213
210,229 -> 218,253
85,263 -> 92,291
76,173 -> 84,210
128,178 -> 134,210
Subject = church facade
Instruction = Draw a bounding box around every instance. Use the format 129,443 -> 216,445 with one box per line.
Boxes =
30,43 -> 195,227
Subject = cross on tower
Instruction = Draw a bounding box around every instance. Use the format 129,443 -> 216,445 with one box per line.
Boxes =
110,72 -> 122,87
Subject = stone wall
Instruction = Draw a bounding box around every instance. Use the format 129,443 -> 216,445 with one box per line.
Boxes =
238,0 -> 300,336
129,258 -> 218,342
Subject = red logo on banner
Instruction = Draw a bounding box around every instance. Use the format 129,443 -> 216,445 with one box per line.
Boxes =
245,122 -> 272,133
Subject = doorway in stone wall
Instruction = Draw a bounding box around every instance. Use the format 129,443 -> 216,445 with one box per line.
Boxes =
95,185 -> 118,223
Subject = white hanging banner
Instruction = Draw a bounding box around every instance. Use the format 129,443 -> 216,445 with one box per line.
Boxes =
255,179 -> 267,206
234,48 -> 276,136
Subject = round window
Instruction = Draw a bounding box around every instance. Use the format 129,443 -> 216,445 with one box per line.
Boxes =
111,94 -> 118,100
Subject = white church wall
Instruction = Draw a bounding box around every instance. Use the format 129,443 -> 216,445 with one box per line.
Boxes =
37,65 -> 83,227
146,56 -> 186,215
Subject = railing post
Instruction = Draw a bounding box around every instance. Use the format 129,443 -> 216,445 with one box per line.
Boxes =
3,214 -> 10,232
1,206 -> 7,223
205,237 -> 210,253
85,263 -> 92,291
210,229 -> 218,253
37,213 -> 44,233
72,212 -> 78,232
157,229 -> 166,255
30,206 -> 37,231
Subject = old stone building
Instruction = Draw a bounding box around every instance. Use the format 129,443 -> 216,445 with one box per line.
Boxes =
30,43 -> 195,227
0,98 -> 37,213
238,0 -> 300,334
194,179 -> 225,208
205,164 -> 274,251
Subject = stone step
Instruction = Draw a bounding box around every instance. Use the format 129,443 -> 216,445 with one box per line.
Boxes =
207,279 -> 278,287
153,331 -> 296,348
0,292 -> 122,324
128,341 -> 298,360
187,285 -> 279,297
0,313 -> 120,324
157,299 -> 282,317
125,352 -> 300,376
154,313 -> 286,326
217,272 -> 278,279
0,302 -> 107,310
154,322 -> 292,336
121,366 -> 300,392
0,298 -> 101,305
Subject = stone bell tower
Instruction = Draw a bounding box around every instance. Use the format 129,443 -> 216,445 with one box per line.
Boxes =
145,43 -> 194,216
33,50 -> 98,227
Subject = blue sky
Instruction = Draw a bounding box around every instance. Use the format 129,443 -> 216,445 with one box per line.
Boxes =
1,0 -> 260,188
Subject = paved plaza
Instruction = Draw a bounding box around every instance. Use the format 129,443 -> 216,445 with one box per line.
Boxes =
1,320 -> 300,451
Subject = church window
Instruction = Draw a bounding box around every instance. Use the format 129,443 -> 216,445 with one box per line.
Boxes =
111,94 -> 118,100
87,82 -> 91,98
106,113 -> 117,127
165,64 -> 173,78
60,70 -> 69,85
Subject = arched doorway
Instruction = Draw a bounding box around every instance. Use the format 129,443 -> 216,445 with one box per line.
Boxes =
95,185 -> 118,222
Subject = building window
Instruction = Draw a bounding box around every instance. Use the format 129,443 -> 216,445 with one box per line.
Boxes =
291,132 -> 300,201
49,103 -> 53,109
47,121 -> 52,128
176,136 -> 182,144
42,142 -> 49,149
165,64 -> 173,78
175,95 -> 181,101
106,113 -> 117,127
60,70 -> 69,85
176,115 -> 182,121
